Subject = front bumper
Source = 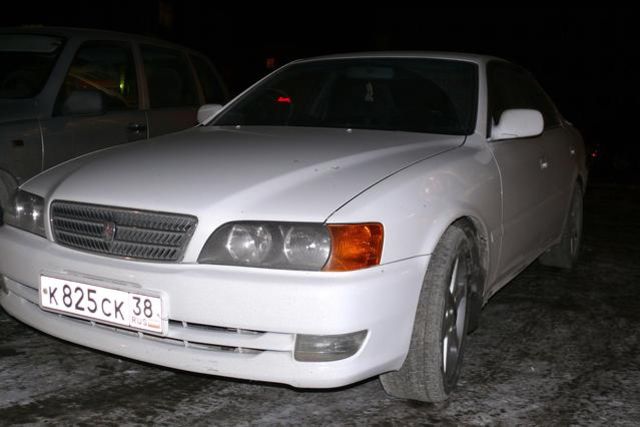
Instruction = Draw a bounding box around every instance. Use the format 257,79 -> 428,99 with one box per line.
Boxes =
0,226 -> 428,388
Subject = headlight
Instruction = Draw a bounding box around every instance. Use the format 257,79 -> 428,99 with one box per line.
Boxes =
3,190 -> 46,237
226,223 -> 273,264
198,221 -> 383,271
283,225 -> 331,268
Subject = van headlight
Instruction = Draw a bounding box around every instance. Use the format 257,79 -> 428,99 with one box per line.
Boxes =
198,221 -> 383,271
3,190 -> 46,238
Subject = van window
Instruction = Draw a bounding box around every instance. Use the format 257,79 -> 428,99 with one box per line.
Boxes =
141,45 -> 199,108
0,34 -> 64,99
189,54 -> 226,104
56,41 -> 138,113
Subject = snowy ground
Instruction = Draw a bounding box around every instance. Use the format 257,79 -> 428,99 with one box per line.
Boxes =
1,184 -> 639,425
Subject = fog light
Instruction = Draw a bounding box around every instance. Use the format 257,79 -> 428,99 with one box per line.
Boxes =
294,330 -> 367,362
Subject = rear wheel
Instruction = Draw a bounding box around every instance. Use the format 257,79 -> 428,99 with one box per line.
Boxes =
539,185 -> 583,269
380,223 -> 479,402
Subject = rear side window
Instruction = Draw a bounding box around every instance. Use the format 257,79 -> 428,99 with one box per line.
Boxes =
56,41 -> 139,113
141,45 -> 198,108
189,54 -> 226,104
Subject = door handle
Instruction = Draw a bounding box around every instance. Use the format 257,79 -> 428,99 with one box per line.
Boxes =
569,146 -> 576,156
539,157 -> 549,170
127,122 -> 147,133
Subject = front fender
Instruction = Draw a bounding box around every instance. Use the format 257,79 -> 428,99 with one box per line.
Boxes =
326,135 -> 501,281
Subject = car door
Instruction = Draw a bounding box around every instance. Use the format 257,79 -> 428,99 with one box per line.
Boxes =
518,74 -> 577,246
0,33 -> 66,184
140,44 -> 200,138
41,40 -> 147,169
487,61 -> 551,279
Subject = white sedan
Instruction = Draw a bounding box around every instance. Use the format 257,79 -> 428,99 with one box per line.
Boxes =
0,52 -> 586,402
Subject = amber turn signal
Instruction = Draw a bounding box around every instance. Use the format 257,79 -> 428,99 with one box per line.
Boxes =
323,223 -> 384,272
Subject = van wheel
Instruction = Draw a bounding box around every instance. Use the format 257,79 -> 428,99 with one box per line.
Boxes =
380,223 -> 477,402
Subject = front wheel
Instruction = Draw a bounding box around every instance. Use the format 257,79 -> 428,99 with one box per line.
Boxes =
380,223 -> 479,402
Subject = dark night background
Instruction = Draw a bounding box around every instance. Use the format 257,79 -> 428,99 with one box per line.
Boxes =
2,5 -> 639,181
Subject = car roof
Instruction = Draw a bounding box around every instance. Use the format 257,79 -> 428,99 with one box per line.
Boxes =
0,26 -> 198,53
295,51 -> 506,65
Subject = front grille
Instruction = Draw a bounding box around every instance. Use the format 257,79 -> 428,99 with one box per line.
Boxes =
50,201 -> 197,262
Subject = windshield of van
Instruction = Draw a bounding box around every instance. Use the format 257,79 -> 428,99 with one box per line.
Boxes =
213,58 -> 478,135
0,34 -> 65,99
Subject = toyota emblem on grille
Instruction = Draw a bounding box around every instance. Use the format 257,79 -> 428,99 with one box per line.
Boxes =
103,221 -> 117,242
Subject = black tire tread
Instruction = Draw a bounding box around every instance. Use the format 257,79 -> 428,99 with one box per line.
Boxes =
380,223 -> 476,402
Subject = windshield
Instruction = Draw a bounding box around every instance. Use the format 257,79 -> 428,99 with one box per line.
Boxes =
214,58 -> 478,135
0,34 -> 65,99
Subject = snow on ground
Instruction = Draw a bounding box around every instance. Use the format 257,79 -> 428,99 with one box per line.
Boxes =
1,185 -> 639,425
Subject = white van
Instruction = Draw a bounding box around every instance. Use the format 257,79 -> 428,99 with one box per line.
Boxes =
0,26 -> 228,216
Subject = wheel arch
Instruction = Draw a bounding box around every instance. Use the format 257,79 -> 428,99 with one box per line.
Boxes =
428,215 -> 489,331
451,216 -> 489,298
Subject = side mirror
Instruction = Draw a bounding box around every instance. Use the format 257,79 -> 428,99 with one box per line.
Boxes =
62,90 -> 105,116
197,103 -> 223,125
491,109 -> 544,141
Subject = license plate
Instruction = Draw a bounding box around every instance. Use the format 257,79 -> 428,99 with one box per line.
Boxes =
40,275 -> 164,334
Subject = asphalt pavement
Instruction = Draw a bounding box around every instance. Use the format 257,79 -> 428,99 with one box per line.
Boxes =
1,184 -> 639,425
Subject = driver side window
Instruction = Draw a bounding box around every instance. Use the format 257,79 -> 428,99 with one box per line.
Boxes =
487,61 -> 561,132
55,41 -> 139,115
487,61 -> 531,127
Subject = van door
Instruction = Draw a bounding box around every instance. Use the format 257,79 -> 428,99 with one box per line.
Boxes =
188,53 -> 228,105
41,41 -> 147,169
140,45 -> 200,137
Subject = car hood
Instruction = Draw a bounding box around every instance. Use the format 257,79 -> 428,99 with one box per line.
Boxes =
0,98 -> 38,124
25,125 -> 463,225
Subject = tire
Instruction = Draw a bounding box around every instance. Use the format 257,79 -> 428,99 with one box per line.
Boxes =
539,185 -> 583,269
380,223 -> 479,402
